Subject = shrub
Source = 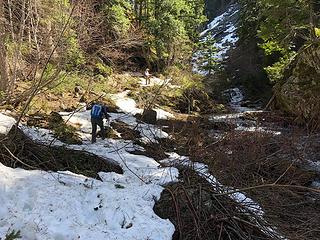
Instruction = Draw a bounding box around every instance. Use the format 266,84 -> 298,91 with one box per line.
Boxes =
5,230 -> 21,240
95,63 -> 113,77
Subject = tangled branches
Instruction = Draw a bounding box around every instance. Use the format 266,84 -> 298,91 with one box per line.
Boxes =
155,169 -> 275,240
0,127 -> 122,178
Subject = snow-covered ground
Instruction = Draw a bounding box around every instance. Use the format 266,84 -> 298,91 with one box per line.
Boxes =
0,165 -> 175,240
200,7 -> 240,37
110,90 -> 174,121
0,113 -> 16,135
0,100 -> 179,239
0,91 -> 282,239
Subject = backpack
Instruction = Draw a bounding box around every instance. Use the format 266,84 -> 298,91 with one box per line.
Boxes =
91,104 -> 103,118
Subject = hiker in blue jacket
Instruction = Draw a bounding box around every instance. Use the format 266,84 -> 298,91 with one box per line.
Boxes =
90,103 -> 109,143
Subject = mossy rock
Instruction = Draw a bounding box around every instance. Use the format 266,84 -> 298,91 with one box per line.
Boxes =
275,43 -> 320,128
97,126 -> 120,139
48,112 -> 82,145
53,124 -> 82,145
110,121 -> 141,140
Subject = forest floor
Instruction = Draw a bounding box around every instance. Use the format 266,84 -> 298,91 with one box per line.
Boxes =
1,73 -> 320,240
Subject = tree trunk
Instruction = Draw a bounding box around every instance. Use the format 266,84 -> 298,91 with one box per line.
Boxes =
310,0 -> 316,39
0,0 -> 9,93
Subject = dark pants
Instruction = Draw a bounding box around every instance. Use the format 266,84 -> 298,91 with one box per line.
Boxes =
91,118 -> 105,143
145,77 -> 150,85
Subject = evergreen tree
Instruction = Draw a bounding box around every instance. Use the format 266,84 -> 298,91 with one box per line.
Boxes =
197,33 -> 218,75
239,0 -> 319,82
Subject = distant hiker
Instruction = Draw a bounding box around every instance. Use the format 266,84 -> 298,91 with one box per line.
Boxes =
144,68 -> 151,85
90,103 -> 109,143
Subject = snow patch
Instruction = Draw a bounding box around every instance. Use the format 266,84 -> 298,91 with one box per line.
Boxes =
111,91 -> 174,120
0,113 -> 16,135
0,101 -> 178,239
0,163 -> 175,240
194,3 -> 240,74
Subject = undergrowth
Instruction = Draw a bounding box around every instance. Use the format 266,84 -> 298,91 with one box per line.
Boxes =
0,128 -> 123,178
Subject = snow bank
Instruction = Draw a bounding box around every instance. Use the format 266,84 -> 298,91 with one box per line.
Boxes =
0,99 -> 178,239
200,10 -> 229,37
0,113 -> 16,135
0,163 -> 175,240
0,139 -> 178,239
193,3 -> 240,74
110,91 -> 174,120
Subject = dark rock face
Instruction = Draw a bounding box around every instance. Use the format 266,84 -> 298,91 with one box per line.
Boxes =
275,44 -> 320,127
225,37 -> 272,101
203,0 -> 272,103
205,0 -> 234,20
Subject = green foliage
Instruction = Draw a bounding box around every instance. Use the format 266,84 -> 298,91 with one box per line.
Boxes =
258,0 -> 309,45
103,0 -> 133,38
49,73 -> 87,94
259,40 -> 286,56
141,0 -> 207,68
96,63 -> 113,77
315,28 -> 320,37
239,0 -> 316,83
43,63 -> 58,81
265,52 -> 296,82
111,5 -> 131,37
238,0 -> 261,38
3,0 -> 207,100
165,65 -> 203,90
5,230 -> 21,240
0,90 -> 5,100
196,34 -> 218,74
64,33 -> 85,69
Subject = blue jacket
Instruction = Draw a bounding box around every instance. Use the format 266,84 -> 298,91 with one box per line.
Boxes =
90,104 -> 108,119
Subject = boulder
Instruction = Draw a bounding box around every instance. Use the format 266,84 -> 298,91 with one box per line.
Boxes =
141,109 -> 157,124
275,43 -> 320,128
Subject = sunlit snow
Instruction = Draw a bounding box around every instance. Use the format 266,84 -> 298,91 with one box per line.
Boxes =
0,113 -> 16,135
193,3 -> 240,74
0,106 -> 178,239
